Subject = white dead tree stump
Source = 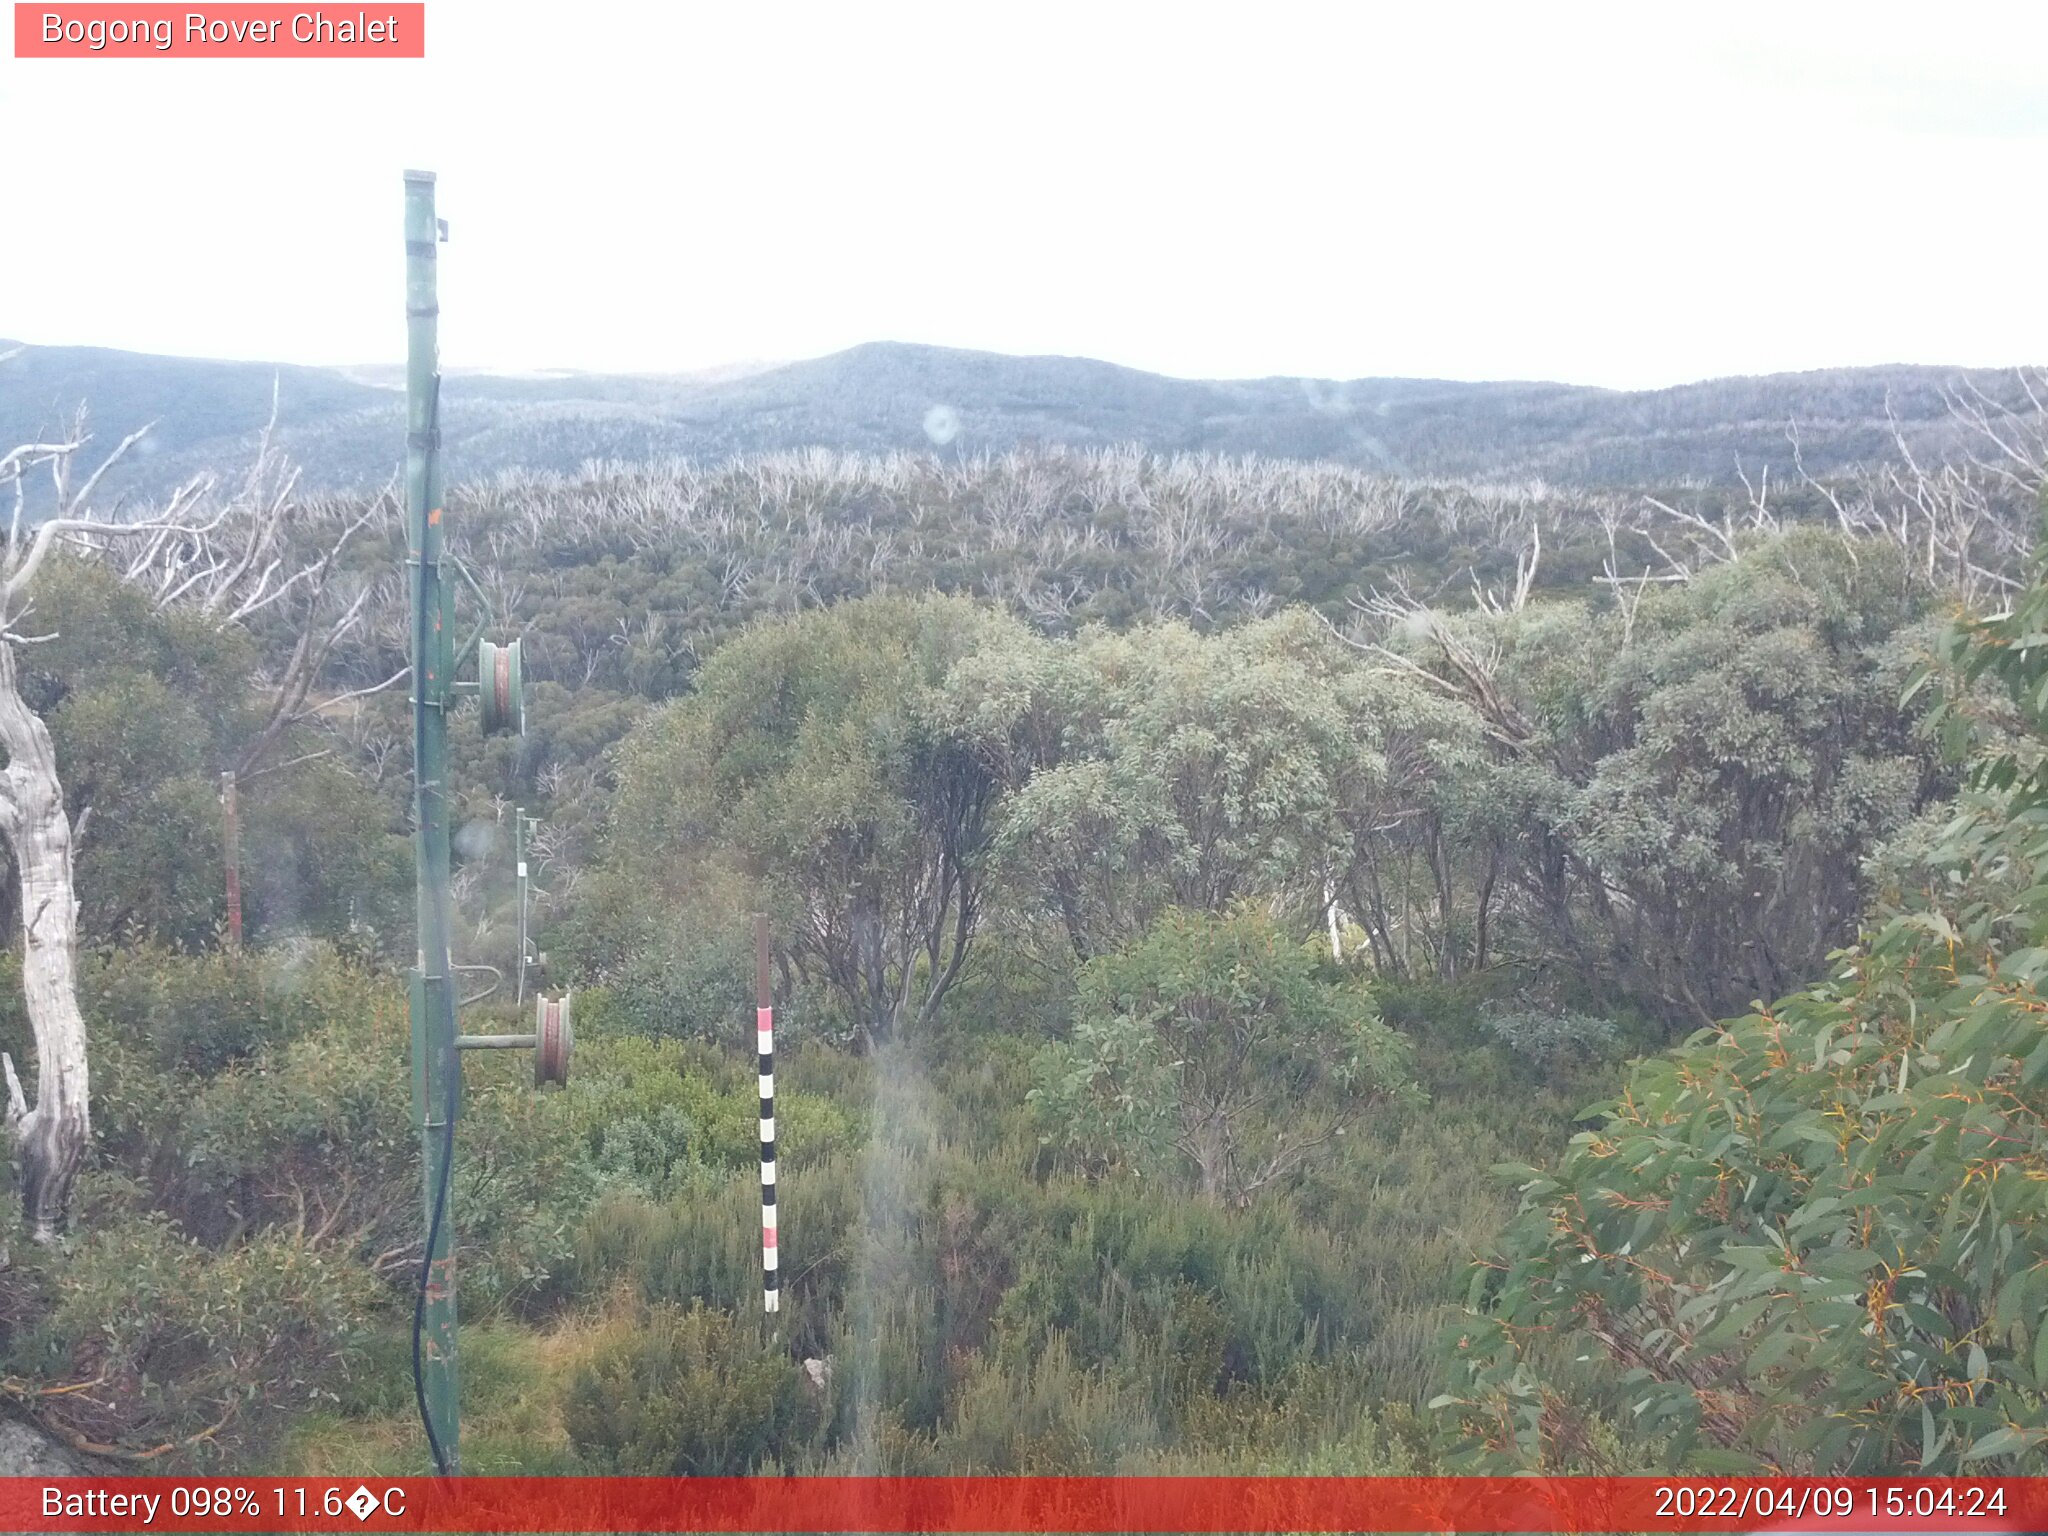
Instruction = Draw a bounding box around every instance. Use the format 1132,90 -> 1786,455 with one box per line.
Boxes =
0,389 -> 398,1247
0,640 -> 88,1245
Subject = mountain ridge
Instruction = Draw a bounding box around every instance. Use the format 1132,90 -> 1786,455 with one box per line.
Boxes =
0,337 -> 2032,500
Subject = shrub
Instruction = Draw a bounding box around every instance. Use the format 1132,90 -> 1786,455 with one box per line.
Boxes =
564,1035 -> 861,1199
1030,909 -> 1417,1203
563,1300 -> 823,1473
115,962 -> 594,1312
12,1214 -> 380,1463
88,942 -> 388,1080
1480,1007 -> 1619,1067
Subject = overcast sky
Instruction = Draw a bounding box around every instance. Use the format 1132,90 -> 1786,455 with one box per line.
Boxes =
2,1 -> 2042,388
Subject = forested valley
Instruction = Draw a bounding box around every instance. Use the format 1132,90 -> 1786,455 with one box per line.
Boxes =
3,405 -> 2048,1476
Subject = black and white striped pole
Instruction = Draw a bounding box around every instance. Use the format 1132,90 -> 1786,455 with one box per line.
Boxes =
756,912 -> 779,1315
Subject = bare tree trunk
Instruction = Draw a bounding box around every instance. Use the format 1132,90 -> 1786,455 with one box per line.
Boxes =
0,643 -> 88,1244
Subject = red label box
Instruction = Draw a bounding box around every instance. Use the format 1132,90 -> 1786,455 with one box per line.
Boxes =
14,3 -> 425,56
2,1476 -> 2044,1533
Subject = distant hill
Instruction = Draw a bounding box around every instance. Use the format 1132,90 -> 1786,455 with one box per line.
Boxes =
0,338 -> 2033,502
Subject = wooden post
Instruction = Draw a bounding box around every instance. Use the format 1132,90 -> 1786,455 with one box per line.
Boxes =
221,770 -> 242,952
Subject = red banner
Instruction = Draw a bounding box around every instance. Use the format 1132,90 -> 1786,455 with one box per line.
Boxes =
4,1477 -> 2044,1532
13,4 -> 424,57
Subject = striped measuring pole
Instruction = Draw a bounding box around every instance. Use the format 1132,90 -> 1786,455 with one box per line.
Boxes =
756,913 -> 779,1314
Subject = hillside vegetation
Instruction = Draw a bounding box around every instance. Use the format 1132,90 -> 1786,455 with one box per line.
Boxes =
0,408 -> 2046,1473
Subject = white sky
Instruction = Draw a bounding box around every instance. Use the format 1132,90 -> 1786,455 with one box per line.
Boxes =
2,0 -> 2043,388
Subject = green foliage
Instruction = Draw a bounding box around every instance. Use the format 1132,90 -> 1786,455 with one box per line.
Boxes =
10,1214 -> 379,1461
237,754 -> 411,953
20,560 -> 247,946
90,947 -> 594,1312
977,612 -> 1423,958
563,1035 -> 860,1198
27,433 -> 2012,1478
1031,909 -> 1417,1203
88,942 -> 385,1079
608,594 -> 1029,1046
1481,532 -> 1939,1023
1027,1007 -> 1178,1181
1480,1007 -> 1620,1069
561,902 -> 754,1046
0,557 -> 410,952
564,1300 -> 824,1473
1440,537 -> 2048,1473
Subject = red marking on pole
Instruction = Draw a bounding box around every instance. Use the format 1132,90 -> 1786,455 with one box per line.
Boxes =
756,913 -> 778,1315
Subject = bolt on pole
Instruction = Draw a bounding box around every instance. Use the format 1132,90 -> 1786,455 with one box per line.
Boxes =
404,167 -> 461,1474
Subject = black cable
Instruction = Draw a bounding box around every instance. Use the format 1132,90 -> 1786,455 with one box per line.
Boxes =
411,1061 -> 458,1477
407,354 -> 455,1479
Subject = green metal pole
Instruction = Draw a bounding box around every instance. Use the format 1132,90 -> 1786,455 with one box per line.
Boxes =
404,167 -> 461,1474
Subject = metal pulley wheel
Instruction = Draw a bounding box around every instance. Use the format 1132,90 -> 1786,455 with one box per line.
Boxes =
535,992 -> 572,1087
479,638 -> 524,736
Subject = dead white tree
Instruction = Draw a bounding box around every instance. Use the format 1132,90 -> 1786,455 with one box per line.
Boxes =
1335,579 -> 1535,749
1472,518 -> 1542,615
0,407 -> 399,1244
1782,385 -> 2045,603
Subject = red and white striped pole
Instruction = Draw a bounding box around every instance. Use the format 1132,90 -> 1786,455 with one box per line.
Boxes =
756,912 -> 779,1315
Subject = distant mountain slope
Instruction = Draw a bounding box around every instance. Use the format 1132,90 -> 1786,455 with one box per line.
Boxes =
0,338 -> 2030,501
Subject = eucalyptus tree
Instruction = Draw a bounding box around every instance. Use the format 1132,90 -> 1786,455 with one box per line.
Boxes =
985,610 -> 1394,959
1028,907 -> 1416,1205
1441,534 -> 2048,1474
1349,529 -> 1939,1025
1544,532 -> 1933,1023
609,593 -> 1028,1049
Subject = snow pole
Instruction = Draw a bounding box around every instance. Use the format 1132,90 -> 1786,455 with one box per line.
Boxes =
757,912 -> 779,1315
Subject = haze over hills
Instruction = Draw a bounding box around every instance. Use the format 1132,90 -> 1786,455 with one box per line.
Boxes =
0,337 -> 2033,502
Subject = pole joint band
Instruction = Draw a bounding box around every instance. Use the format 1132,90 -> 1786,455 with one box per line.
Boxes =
407,429 -> 442,451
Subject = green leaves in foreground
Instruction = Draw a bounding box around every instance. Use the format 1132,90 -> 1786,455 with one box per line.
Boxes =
1440,549 -> 2048,1474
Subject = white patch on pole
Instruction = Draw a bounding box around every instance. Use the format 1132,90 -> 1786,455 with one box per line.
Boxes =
759,1116 -> 774,1141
